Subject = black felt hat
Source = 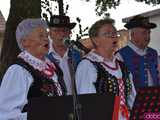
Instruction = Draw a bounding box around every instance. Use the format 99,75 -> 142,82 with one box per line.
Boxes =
124,15 -> 157,29
48,15 -> 76,29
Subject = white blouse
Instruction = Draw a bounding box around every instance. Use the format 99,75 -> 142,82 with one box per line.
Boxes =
76,52 -> 136,120
49,37 -> 72,95
0,51 -> 60,120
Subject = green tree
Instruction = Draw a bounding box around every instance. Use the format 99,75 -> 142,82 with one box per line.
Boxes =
85,0 -> 160,16
0,0 -> 41,80
41,0 -> 69,22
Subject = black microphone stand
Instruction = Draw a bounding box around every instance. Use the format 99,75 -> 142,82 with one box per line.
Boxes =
68,46 -> 82,120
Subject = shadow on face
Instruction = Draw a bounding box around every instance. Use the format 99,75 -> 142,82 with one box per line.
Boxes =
49,27 -> 71,42
94,24 -> 119,53
131,27 -> 151,49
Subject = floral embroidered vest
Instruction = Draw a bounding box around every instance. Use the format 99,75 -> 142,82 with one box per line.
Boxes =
85,59 -> 132,106
15,58 -> 67,98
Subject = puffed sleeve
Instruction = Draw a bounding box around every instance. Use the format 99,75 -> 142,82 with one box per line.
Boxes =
0,64 -> 33,120
75,59 -> 97,94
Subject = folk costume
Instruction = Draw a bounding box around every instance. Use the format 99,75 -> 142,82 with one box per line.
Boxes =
48,39 -> 81,95
0,51 -> 66,120
116,15 -> 159,88
47,15 -> 81,95
117,41 -> 159,88
76,51 -> 136,120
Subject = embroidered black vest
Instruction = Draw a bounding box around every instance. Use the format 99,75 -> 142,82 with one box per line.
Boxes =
15,58 -> 67,98
85,59 -> 132,106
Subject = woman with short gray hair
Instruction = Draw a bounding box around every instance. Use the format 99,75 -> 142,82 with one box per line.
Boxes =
0,18 -> 66,120
76,18 -> 136,120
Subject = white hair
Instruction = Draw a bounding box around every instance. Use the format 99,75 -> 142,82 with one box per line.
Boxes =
16,18 -> 48,51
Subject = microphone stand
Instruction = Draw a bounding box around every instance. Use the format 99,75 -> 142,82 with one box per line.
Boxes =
68,46 -> 82,120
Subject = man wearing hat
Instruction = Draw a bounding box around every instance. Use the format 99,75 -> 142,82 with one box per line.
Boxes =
116,15 -> 160,89
47,15 -> 81,95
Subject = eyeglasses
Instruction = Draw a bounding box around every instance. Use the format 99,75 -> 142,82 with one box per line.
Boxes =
99,32 -> 120,38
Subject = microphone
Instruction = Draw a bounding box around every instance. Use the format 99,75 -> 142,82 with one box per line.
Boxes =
63,37 -> 74,48
63,37 -> 90,54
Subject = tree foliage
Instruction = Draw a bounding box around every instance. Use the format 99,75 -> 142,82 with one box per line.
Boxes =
41,0 -> 88,40
84,0 -> 160,16
135,0 -> 160,4
41,0 -> 69,22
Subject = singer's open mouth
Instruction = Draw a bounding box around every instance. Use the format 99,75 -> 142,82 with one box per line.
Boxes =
44,43 -> 48,48
113,41 -> 117,45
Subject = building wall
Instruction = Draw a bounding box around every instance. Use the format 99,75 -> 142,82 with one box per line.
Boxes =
150,16 -> 160,55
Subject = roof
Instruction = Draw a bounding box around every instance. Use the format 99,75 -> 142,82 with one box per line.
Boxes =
0,10 -> 6,32
122,8 -> 160,23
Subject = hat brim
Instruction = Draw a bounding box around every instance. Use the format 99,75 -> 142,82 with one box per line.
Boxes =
124,22 -> 157,29
49,23 -> 76,29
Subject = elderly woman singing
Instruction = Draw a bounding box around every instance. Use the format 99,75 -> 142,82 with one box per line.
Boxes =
76,18 -> 136,120
0,18 -> 66,120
